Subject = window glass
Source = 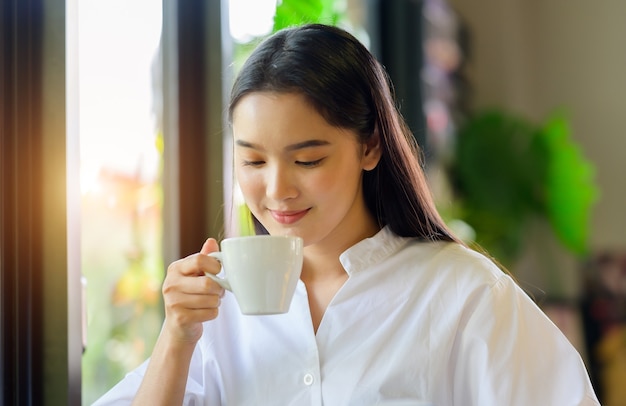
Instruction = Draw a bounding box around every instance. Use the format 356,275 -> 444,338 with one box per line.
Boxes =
78,1 -> 163,403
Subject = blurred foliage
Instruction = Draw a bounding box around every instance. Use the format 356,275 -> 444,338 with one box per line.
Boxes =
238,204 -> 256,236
81,134 -> 164,404
448,109 -> 599,266
273,0 -> 342,31
231,0 -> 344,73
542,116 -> 598,256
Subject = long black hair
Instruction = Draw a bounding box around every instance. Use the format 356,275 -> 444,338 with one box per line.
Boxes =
229,24 -> 458,243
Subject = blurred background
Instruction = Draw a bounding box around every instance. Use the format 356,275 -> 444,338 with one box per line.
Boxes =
1,0 -> 624,405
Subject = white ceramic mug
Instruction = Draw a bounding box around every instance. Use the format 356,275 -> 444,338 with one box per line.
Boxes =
206,235 -> 304,315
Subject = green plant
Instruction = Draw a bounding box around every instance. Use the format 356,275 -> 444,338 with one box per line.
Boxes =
447,109 -> 599,266
273,0 -> 342,31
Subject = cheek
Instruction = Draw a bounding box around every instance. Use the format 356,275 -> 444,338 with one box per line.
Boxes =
311,172 -> 339,195
312,165 -> 362,201
236,169 -> 263,203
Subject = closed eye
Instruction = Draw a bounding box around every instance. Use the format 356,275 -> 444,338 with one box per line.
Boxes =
242,160 -> 265,167
295,158 -> 324,168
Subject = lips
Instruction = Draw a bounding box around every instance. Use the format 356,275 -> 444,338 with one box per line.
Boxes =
269,209 -> 310,224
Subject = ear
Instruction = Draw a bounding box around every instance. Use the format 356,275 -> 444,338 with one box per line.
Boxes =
362,131 -> 382,171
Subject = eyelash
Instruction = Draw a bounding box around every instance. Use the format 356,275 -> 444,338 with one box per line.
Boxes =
296,158 -> 324,168
242,160 -> 264,167
241,158 -> 324,168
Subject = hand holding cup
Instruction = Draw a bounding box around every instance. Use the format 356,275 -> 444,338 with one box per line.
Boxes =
205,235 -> 304,315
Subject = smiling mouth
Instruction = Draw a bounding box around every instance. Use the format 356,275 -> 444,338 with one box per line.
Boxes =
269,209 -> 310,224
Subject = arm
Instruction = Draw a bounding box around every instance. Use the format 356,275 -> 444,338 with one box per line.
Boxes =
131,238 -> 225,406
131,330 -> 197,405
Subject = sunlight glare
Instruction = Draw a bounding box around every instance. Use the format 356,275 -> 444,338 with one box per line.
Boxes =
229,0 -> 277,43
78,0 -> 162,194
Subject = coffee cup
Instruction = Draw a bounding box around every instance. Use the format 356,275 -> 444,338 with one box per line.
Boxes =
206,235 -> 303,315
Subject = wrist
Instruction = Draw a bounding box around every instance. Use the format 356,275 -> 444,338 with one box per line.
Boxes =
159,322 -> 203,351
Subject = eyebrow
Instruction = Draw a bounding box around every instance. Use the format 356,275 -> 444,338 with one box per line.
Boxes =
235,139 -> 330,151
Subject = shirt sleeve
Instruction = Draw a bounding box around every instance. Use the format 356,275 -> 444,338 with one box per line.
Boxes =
91,341 -> 210,406
449,274 -> 601,406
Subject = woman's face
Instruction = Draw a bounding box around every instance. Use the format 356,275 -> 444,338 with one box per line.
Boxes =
232,92 -> 381,250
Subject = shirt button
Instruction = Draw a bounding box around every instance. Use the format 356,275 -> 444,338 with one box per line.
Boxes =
303,373 -> 314,386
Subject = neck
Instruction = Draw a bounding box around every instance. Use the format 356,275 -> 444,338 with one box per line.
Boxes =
301,219 -> 380,283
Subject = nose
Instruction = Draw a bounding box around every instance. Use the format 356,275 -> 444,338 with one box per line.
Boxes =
266,164 -> 298,201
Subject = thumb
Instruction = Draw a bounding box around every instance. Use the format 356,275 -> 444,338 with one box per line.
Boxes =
200,238 -> 219,255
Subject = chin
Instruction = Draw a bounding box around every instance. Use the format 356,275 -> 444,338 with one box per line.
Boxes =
263,223 -> 308,241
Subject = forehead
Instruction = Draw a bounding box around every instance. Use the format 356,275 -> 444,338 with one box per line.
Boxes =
232,92 -> 318,123
231,92 -> 355,144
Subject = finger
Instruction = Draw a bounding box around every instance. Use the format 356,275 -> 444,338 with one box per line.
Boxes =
200,238 -> 219,255
177,273 -> 225,295
165,290 -> 222,311
164,293 -> 222,328
168,253 -> 220,278
163,268 -> 225,296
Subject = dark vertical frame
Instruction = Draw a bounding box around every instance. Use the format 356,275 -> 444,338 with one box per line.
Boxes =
177,0 -> 209,256
367,0 -> 427,156
1,1 -> 45,404
163,0 -> 227,261
1,0 -> 79,404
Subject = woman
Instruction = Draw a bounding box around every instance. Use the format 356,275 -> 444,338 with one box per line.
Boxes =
95,24 -> 599,405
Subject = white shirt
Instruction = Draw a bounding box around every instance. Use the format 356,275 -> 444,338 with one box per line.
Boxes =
94,227 -> 600,405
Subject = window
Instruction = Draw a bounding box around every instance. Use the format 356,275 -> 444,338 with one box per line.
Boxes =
77,1 -> 164,403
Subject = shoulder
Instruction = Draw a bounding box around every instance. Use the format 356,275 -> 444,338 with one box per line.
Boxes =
383,238 -> 532,324
394,239 -> 506,288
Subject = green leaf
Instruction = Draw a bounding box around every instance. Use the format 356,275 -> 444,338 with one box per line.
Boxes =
541,114 -> 599,255
451,110 -> 549,264
273,0 -> 340,32
449,109 -> 599,264
454,111 -> 548,212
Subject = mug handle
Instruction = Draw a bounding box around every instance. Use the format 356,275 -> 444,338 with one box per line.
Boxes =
205,252 -> 232,291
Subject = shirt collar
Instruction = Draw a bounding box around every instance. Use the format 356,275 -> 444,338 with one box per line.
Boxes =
339,226 -> 411,276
